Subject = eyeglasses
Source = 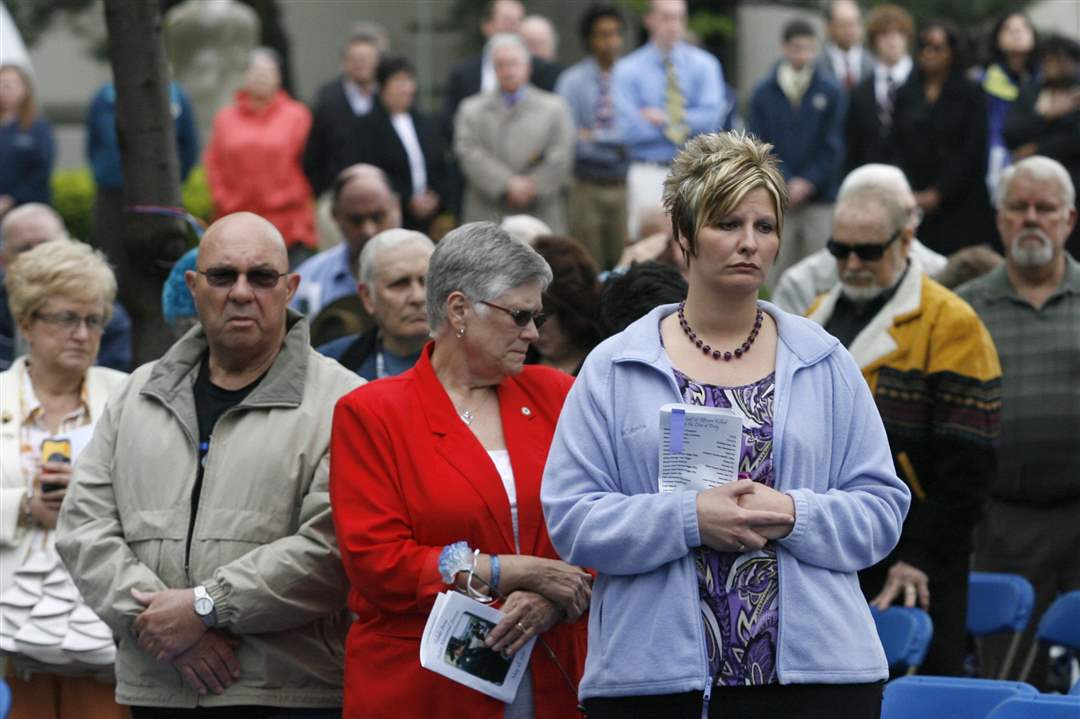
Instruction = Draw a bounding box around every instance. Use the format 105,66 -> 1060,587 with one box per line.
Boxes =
826,230 -> 902,262
197,267 -> 289,290
479,300 -> 547,329
33,311 -> 107,333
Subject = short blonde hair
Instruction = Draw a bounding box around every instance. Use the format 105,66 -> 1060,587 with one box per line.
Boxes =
663,131 -> 788,257
5,238 -> 117,325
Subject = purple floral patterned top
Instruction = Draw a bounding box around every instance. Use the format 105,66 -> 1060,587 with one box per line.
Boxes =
673,366 -> 779,687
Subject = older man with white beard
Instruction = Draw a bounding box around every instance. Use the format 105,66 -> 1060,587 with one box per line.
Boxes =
956,155 -> 1080,688
807,183 -> 1002,676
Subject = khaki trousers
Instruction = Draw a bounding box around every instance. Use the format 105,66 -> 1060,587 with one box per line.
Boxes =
568,177 -> 628,271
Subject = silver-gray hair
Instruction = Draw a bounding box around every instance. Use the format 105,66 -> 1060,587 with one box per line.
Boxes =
996,155 -> 1075,210
358,228 -> 435,286
426,221 -> 552,332
486,32 -> 531,63
0,203 -> 66,248
835,184 -> 909,239
837,163 -> 913,199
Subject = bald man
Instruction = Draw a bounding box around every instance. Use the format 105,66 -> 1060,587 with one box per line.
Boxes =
57,212 -> 363,716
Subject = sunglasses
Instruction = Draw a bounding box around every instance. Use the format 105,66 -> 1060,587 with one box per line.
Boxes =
826,230 -> 901,262
197,267 -> 289,290
480,300 -> 547,329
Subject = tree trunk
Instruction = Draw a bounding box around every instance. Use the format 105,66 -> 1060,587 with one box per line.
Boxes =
102,0 -> 188,365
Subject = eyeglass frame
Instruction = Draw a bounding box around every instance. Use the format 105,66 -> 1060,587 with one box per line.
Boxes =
32,310 -> 108,333
826,229 -> 904,262
196,267 -> 290,290
478,300 -> 547,329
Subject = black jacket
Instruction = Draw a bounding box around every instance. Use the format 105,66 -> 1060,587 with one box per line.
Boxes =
844,75 -> 894,173
302,79 -> 369,196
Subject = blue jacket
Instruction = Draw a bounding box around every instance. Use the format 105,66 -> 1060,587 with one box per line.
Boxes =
748,64 -> 846,202
0,116 -> 54,205
541,302 -> 909,700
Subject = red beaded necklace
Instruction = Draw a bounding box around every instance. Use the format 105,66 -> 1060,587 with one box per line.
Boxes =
677,302 -> 763,361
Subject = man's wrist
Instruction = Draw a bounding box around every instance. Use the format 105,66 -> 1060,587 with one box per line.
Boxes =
193,585 -> 218,627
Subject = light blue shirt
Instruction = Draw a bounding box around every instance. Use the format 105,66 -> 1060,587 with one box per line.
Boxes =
613,42 -> 726,163
290,243 -> 355,317
556,57 -> 628,180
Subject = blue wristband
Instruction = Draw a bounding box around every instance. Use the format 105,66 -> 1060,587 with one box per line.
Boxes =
489,554 -> 501,593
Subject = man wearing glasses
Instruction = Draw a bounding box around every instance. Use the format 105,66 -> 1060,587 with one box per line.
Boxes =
57,212 -> 363,717
805,180 -> 1002,677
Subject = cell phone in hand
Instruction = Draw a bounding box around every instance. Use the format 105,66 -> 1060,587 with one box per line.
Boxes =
40,438 -> 71,493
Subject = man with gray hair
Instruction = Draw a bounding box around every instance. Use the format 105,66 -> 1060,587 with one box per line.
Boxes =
57,212 -> 363,715
772,163 -> 947,314
455,33 -> 574,232
956,155 -> 1080,688
0,203 -> 131,371
807,182 -> 1002,676
318,228 -> 434,379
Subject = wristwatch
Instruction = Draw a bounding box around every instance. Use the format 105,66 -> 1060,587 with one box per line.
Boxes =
193,585 -> 217,627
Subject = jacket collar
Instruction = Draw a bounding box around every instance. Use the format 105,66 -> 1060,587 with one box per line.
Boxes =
142,309 -> 311,409
807,257 -> 925,369
0,356 -> 117,424
974,254 -> 1080,305
613,300 -> 839,372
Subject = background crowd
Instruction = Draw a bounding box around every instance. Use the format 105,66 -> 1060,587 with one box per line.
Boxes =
1,0 -> 1079,717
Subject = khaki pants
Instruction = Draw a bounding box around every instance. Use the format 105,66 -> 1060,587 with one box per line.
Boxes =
6,669 -> 129,719
626,163 -> 669,241
768,202 -> 835,290
568,178 -> 628,271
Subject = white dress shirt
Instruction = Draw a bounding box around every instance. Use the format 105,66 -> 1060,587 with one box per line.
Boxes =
390,112 -> 427,196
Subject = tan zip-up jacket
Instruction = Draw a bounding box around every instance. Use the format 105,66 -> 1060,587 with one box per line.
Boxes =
57,312 -> 363,708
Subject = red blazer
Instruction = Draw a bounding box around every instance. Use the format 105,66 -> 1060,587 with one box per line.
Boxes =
330,344 -> 585,718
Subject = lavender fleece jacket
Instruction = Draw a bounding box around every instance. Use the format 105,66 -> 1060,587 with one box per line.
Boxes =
541,302 -> 910,700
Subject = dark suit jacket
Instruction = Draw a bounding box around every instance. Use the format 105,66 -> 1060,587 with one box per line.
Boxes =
357,103 -> 447,231
303,78 -> 368,196
441,52 -> 562,140
844,75 -> 893,173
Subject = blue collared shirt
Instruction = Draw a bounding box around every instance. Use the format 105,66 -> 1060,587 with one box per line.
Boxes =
556,57 -> 628,181
290,243 -> 355,317
613,42 -> 726,163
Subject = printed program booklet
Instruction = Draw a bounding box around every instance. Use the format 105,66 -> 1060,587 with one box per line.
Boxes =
658,403 -> 743,493
420,590 -> 536,703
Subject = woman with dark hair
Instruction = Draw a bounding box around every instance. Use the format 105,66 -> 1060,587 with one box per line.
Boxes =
358,55 -> 446,232
981,13 -> 1037,193
892,20 -> 995,255
0,64 -> 54,215
529,235 -> 602,375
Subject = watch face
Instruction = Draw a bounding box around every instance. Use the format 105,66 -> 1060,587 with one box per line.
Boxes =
194,596 -> 213,615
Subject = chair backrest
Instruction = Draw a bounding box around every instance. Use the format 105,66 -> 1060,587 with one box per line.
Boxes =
882,676 -> 1038,719
1036,590 -> 1080,650
968,572 -> 1036,635
987,694 -> 1080,719
871,605 -> 934,671
1070,678 -> 1080,696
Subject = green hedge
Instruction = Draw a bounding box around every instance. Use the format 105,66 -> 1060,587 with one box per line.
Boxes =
50,165 -> 214,245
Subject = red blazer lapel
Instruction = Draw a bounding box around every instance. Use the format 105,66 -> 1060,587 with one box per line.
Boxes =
499,380 -> 546,556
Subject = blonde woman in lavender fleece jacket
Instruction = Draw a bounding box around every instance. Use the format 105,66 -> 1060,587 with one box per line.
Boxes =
541,131 -> 910,719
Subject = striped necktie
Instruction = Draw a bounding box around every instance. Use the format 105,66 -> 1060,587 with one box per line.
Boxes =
664,56 -> 688,146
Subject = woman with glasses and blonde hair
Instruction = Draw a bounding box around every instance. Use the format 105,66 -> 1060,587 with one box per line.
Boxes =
0,238 -> 128,718
542,132 -> 910,718
329,221 -> 589,718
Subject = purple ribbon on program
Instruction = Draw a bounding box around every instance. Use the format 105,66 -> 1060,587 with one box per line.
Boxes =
670,408 -> 686,454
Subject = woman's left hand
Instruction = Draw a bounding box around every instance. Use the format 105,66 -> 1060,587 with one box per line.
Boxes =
485,590 -> 562,657
736,483 -> 796,540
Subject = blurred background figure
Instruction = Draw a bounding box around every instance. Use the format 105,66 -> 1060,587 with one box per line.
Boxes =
520,14 -> 559,64
318,228 -> 433,379
205,47 -> 315,267
892,20 -> 995,255
748,19 -> 844,286
455,34 -> 573,232
160,246 -> 200,339
357,56 -> 445,233
1005,33 -> 1080,256
937,245 -> 1004,290
0,64 -> 54,217
557,3 -> 629,271
981,13 -> 1037,197
598,260 -> 687,337
815,0 -> 872,92
500,214 -> 552,245
304,24 -> 386,200
845,4 -> 914,173
528,235 -> 602,375
615,0 -> 725,240
0,238 -> 128,719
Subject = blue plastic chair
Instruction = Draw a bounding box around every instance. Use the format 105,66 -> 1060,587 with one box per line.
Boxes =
871,605 -> 934,674
1021,591 -> 1080,682
0,679 -> 10,719
1070,678 -> 1080,696
987,693 -> 1080,718
881,676 -> 1038,719
967,572 -> 1036,678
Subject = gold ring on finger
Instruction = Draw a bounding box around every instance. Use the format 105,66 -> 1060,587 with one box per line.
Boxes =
516,621 -> 530,635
